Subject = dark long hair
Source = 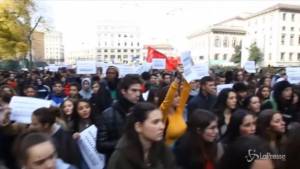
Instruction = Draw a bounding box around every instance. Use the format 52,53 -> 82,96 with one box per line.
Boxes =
72,99 -> 95,132
221,109 -> 254,145
121,102 -> 169,168
285,124 -> 300,169
213,88 -> 236,127
256,85 -> 271,102
174,109 -> 218,169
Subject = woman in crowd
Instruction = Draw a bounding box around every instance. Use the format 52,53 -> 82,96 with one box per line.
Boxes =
284,124 -> 300,169
159,73 -> 191,146
256,85 -> 271,103
218,135 -> 274,169
262,81 -> 295,124
14,131 -> 76,169
221,109 -> 256,149
174,109 -> 222,169
72,99 -> 95,134
256,109 -> 286,154
242,95 -> 261,115
259,76 -> 272,87
213,88 -> 237,136
89,81 -> 112,116
60,99 -> 75,131
108,102 -> 176,169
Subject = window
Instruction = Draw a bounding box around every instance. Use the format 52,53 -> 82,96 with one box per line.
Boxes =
123,55 -> 128,59
282,26 -> 285,31
131,42 -> 133,46
117,49 -> 121,52
291,27 -> 294,31
130,49 -> 134,53
124,49 -> 127,52
298,53 -> 300,61
199,56 -> 204,60
290,34 -> 294,46
137,42 -> 140,46
97,49 -> 102,52
232,38 -> 237,47
214,36 -> 220,47
118,55 -> 121,59
298,35 -> 300,45
110,49 -> 114,52
223,54 -> 227,60
281,34 -> 285,45
281,52 -> 285,61
118,43 -> 120,46
292,13 -> 295,21
104,55 -> 108,59
118,34 -> 121,37
289,53 -> 293,61
124,34 -> 127,38
283,13 -> 286,21
223,37 -> 229,48
269,53 -> 272,60
105,42 -> 107,46
104,49 -> 108,52
124,42 -> 127,46
136,49 -> 140,52
214,54 -> 219,60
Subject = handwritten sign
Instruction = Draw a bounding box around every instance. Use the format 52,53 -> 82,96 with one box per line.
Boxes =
180,51 -> 193,77
244,61 -> 256,73
152,58 -> 166,70
9,96 -> 51,123
78,125 -> 105,169
76,61 -> 97,74
286,67 -> 300,84
217,84 -> 234,94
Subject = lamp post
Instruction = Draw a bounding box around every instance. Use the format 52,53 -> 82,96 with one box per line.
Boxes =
28,16 -> 42,72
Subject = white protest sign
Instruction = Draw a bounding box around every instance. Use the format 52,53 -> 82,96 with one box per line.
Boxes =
217,84 -> 234,94
180,51 -> 193,77
78,125 -> 105,169
48,65 -> 59,72
192,63 -> 209,79
244,61 -> 256,73
152,58 -> 166,69
117,65 -> 137,77
9,96 -> 51,123
76,61 -> 97,74
286,67 -> 300,84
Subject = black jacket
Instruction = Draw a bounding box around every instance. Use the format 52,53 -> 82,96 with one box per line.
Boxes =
187,90 -> 217,115
95,98 -> 134,165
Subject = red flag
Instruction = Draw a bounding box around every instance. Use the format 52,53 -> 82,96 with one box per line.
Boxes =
146,47 -> 167,63
147,47 -> 180,71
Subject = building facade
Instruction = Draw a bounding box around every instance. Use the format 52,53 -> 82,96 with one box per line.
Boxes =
188,24 -> 245,65
44,31 -> 64,64
96,23 -> 142,64
31,31 -> 45,62
188,3 -> 300,67
241,4 -> 300,67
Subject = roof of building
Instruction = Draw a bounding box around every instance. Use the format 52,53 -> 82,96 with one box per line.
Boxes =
246,3 -> 300,19
187,25 -> 246,39
143,44 -> 174,50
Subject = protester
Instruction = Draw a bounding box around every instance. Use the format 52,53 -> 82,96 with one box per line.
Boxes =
174,109 -> 222,169
68,83 -> 82,102
213,88 -> 237,136
256,85 -> 271,103
60,99 -> 75,131
89,81 -> 112,116
96,74 -> 143,165
284,125 -> 300,169
232,82 -> 248,107
79,78 -> 93,100
107,102 -> 176,169
36,78 -> 51,99
101,66 -> 120,100
23,85 -> 38,98
159,73 -> 191,146
49,81 -> 66,107
187,76 -> 217,114
242,95 -> 261,115
14,131 -> 77,169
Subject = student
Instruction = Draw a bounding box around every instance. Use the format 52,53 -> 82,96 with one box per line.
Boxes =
14,131 -> 77,169
232,82 -> 248,107
89,82 -> 112,116
96,74 -> 143,165
159,73 -> 191,146
68,83 -> 82,102
221,109 -> 256,148
101,66 -> 120,100
23,85 -> 38,98
107,102 -> 176,169
49,81 -> 66,107
218,135 -> 274,169
174,109 -> 222,169
79,78 -> 92,100
242,95 -> 261,115
187,76 -> 217,114
60,99 -> 75,131
213,88 -> 237,136
256,109 -> 286,154
256,85 -> 271,103
284,125 -> 300,169
72,100 -> 95,134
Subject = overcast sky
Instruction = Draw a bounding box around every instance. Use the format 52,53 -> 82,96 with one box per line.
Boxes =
37,0 -> 300,52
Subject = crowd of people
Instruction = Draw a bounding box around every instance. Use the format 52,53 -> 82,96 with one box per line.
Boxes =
0,65 -> 300,169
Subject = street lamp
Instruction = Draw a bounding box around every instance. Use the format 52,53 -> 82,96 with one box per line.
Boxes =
28,16 -> 42,72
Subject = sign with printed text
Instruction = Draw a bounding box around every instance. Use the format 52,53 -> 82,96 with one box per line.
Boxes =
78,125 -> 105,169
48,65 -> 59,72
192,63 -> 209,79
76,61 -> 97,74
217,84 -> 234,94
180,51 -> 193,77
244,61 -> 256,73
152,58 -> 166,69
9,96 -> 51,123
286,67 -> 300,84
